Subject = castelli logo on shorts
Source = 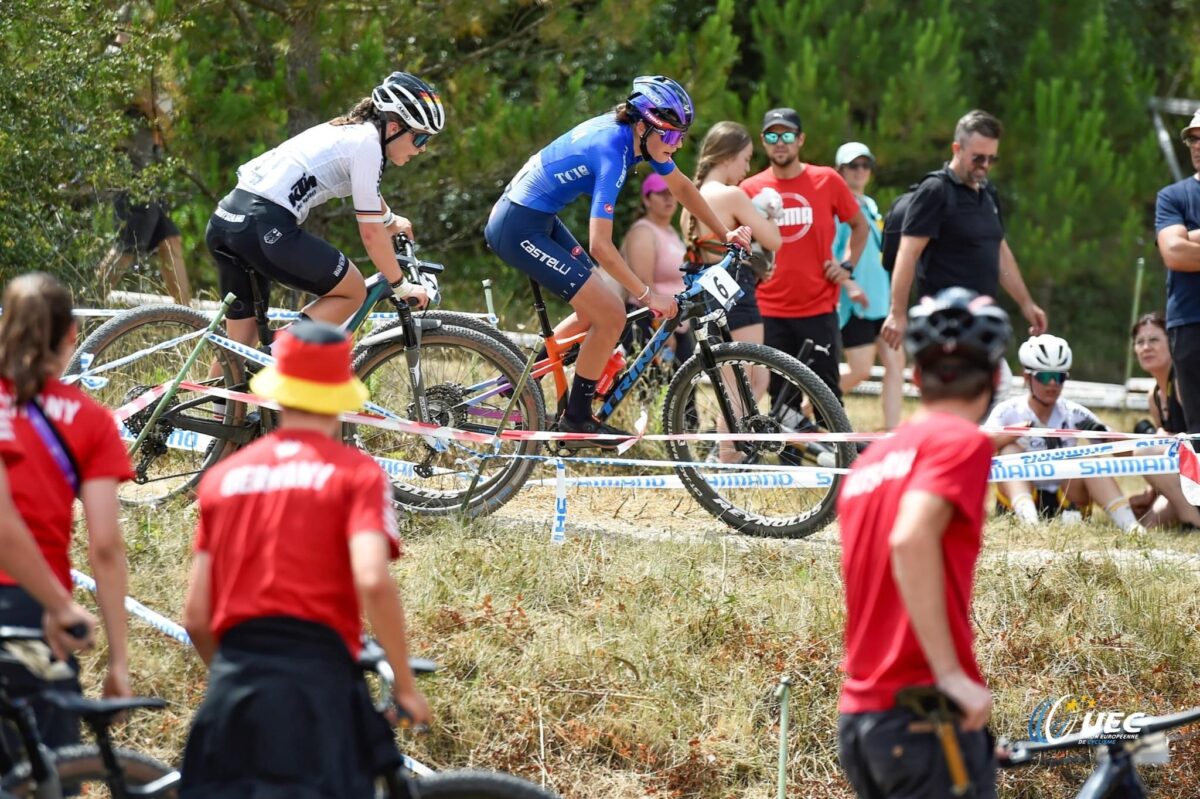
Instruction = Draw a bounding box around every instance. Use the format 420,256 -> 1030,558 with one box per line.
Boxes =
263,228 -> 282,245
604,203 -> 614,215
571,245 -> 583,257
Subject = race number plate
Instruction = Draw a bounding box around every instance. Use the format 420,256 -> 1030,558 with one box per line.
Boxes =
697,266 -> 742,310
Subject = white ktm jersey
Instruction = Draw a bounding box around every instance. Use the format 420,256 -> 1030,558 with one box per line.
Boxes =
235,122 -> 385,225
985,396 -> 1104,490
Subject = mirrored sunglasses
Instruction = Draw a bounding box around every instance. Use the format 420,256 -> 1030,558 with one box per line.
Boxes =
764,131 -> 798,145
1032,371 -> 1068,385
655,128 -> 686,146
411,131 -> 433,148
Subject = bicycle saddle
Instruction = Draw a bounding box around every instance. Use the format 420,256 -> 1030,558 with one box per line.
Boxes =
39,692 -> 167,724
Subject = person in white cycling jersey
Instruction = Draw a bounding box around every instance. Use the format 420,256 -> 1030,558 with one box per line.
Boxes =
985,334 -> 1143,532
205,72 -> 444,346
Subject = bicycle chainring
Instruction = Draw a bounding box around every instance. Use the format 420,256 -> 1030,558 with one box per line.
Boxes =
122,385 -> 179,479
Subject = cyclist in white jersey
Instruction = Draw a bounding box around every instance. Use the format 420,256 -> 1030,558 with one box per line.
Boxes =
205,72 -> 444,346
985,334 -> 1143,532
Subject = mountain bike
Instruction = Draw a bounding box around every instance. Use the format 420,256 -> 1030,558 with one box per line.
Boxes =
63,236 -> 546,518
358,639 -> 560,799
0,626 -> 178,797
1000,705 -> 1200,798
517,244 -> 854,538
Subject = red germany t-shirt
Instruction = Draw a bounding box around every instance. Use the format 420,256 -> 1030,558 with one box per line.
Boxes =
740,165 -> 859,318
194,429 -> 400,658
0,378 -> 133,590
835,412 -> 992,713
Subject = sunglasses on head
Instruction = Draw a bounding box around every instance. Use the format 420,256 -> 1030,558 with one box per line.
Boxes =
970,153 -> 1000,167
1031,370 -> 1068,385
763,131 -> 798,145
411,131 -> 433,148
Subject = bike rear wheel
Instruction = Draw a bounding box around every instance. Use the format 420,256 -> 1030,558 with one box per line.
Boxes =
63,304 -> 246,505
350,325 -> 546,518
1,744 -> 178,797
662,342 -> 854,538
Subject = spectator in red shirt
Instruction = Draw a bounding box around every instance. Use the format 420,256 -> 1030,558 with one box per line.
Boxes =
836,288 -> 1012,799
740,107 -> 869,401
181,320 -> 429,799
0,272 -> 129,772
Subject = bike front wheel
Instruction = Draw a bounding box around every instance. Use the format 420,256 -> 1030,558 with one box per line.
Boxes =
63,304 -> 247,505
1,744 -> 178,797
662,342 -> 854,538
387,769 -> 560,799
350,325 -> 546,518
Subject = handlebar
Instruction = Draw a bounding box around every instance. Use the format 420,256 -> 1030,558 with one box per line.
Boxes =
999,705 -> 1200,766
391,234 -> 444,308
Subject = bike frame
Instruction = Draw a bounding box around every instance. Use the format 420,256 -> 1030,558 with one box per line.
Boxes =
526,251 -> 752,417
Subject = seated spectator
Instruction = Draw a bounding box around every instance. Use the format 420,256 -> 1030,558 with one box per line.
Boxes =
1128,312 -> 1200,528
986,335 -> 1143,532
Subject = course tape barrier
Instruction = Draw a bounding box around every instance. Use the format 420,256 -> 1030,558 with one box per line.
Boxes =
71,569 -> 193,647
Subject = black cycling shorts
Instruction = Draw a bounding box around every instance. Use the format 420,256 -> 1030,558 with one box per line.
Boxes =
114,192 -> 180,255
205,189 -> 351,320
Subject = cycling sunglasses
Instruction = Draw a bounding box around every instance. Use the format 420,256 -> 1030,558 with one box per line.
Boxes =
411,131 -> 434,148
655,127 -> 686,146
1031,370 -> 1068,385
763,131 -> 799,145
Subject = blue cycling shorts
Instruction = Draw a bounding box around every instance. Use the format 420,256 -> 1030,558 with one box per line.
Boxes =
485,195 -> 596,302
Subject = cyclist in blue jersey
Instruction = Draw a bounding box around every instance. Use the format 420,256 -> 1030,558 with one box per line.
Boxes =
485,76 -> 752,444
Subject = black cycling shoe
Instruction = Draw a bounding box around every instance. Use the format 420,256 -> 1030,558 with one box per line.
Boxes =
556,415 -> 633,450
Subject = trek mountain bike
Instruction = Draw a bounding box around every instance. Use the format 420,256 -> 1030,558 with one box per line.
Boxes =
515,244 -> 855,538
63,236 -> 545,518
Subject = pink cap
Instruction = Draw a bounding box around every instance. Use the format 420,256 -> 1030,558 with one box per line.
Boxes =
641,172 -> 669,196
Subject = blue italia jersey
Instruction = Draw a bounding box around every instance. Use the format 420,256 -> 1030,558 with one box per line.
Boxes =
506,114 -> 676,220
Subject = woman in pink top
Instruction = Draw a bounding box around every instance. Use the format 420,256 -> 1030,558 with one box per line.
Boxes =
620,173 -> 693,362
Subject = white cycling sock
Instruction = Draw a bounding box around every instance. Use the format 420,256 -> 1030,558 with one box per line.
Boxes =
1011,493 -> 1039,524
1104,497 -> 1140,533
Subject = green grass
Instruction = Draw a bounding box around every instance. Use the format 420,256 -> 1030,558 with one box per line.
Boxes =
60,393 -> 1200,798
69,500 -> 1200,799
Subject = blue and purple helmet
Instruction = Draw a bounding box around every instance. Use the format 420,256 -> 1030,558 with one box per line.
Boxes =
627,76 -> 694,145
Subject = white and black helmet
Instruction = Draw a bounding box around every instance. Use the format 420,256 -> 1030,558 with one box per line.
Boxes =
905,287 -> 1012,369
1018,334 -> 1072,371
371,72 -> 445,135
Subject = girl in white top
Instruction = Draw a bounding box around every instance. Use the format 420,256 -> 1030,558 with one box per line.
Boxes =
205,72 -> 444,348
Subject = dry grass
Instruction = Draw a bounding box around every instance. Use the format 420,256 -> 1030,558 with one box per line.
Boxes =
61,393 -> 1200,798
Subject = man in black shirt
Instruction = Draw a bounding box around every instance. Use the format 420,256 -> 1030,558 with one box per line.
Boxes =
881,110 -> 1046,350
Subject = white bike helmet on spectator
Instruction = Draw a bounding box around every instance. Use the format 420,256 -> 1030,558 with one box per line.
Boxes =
372,72 -> 445,136
1018,334 -> 1072,372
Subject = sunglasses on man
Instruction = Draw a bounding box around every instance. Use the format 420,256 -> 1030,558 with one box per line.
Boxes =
763,131 -> 799,145
1031,370 -> 1068,385
1185,134 -> 1200,148
411,131 -> 434,148
970,153 -> 1000,167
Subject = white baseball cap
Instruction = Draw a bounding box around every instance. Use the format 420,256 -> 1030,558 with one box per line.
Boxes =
1183,109 -> 1200,141
835,141 -> 875,168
